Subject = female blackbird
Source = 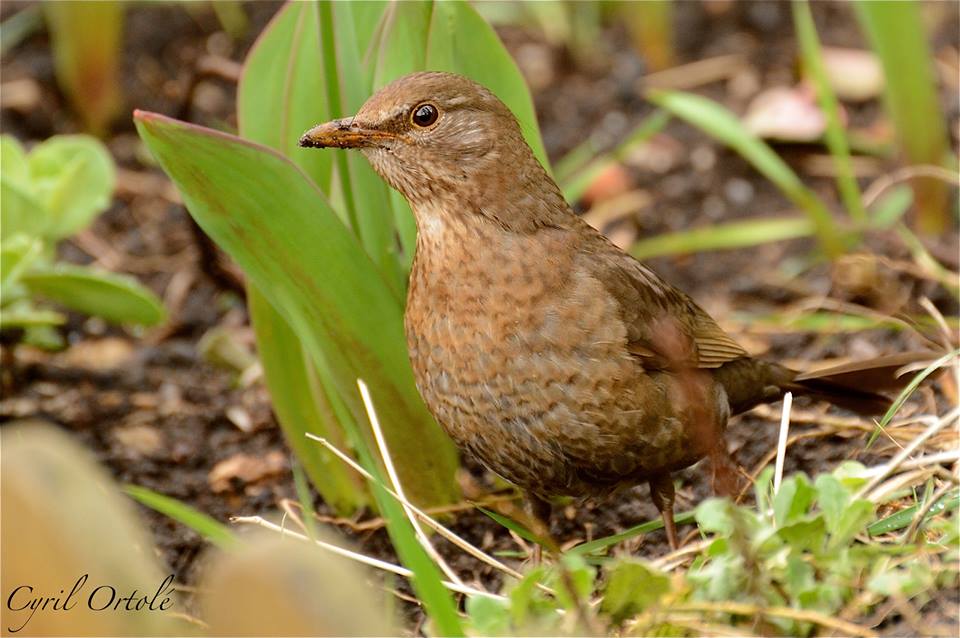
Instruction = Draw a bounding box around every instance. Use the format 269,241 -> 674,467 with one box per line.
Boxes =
300,72 -> 929,549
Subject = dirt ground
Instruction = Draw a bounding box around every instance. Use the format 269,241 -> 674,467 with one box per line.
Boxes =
1,0 -> 957,632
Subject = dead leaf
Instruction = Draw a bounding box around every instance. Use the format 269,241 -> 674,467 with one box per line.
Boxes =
743,85 -> 827,142
208,451 -> 286,493
821,47 -> 884,102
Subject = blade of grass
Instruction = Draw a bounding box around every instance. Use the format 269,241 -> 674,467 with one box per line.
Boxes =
792,0 -> 865,224
476,506 -> 540,545
558,110 -> 671,202
349,381 -> 465,636
855,0 -> 951,234
125,485 -> 237,550
647,89 -> 846,257
569,510 -> 697,556
631,216 -> 813,260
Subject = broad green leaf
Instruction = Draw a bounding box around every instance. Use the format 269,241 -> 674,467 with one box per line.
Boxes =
21,264 -> 165,326
325,1 -> 406,291
601,559 -> 670,623
237,2 -> 332,192
0,134 -> 29,186
124,485 -> 237,550
27,135 -> 115,239
695,498 -> 738,535
465,596 -> 512,637
647,89 -> 845,256
631,216 -> 814,260
134,112 -> 459,508
550,554 -> 595,611
829,498 -> 874,549
1,175 -> 49,241
0,234 -> 42,292
247,287 -> 367,515
773,472 -> 815,527
428,1 -> 549,168
814,474 -> 850,536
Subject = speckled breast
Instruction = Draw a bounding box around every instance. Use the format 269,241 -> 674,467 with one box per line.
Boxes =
404,210 -> 712,498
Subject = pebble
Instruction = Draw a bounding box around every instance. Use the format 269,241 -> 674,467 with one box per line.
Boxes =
724,178 -> 755,206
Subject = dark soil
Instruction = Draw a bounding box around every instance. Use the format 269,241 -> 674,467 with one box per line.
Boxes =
1,0 -> 957,633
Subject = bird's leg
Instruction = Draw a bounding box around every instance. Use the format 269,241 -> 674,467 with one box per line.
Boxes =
526,493 -> 552,566
649,475 -> 679,550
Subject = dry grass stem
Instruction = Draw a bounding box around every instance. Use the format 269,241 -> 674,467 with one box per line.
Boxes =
231,515 -> 507,602
773,391 -> 793,494
357,379 -> 465,588
304,431 -> 531,585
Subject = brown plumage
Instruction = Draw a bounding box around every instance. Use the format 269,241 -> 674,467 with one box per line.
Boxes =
300,72 -> 936,550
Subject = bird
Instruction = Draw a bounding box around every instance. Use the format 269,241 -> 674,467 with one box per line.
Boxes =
299,71 -> 933,550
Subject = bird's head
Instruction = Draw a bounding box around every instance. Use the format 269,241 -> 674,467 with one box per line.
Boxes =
299,72 -> 566,228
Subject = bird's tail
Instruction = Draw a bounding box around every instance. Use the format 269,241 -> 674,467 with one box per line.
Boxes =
782,351 -> 941,416
718,352 -> 942,417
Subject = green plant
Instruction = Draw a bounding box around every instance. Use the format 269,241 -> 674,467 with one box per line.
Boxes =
855,0 -> 952,234
43,1 -> 125,136
0,134 -> 165,349
626,0 -> 957,263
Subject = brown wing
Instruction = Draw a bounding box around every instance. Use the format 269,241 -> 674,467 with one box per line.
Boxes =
584,236 -> 746,371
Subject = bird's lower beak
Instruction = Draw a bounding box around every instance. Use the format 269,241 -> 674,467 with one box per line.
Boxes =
298,118 -> 392,149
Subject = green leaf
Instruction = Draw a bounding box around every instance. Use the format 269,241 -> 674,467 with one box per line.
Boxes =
21,264 -> 165,326
124,484 -> 237,550
466,595 -> 512,636
237,2 -> 333,193
814,474 -> 850,536
792,0 -> 865,223
570,509 -> 696,555
247,287 -> 367,515
0,234 -> 42,292
0,305 -> 65,329
27,135 -> 116,240
829,499 -> 874,549
550,554 -> 595,612
0,134 -> 29,186
508,566 -> 554,627
476,506 -> 541,545
647,89 -> 845,256
631,216 -> 814,260
601,559 -> 670,623
773,472 -> 815,527
134,112 -> 459,508
1,174 -> 49,241
695,498 -> 738,535
868,489 -> 959,535
558,110 -> 670,202
778,517 -> 827,552
868,185 -> 913,229
44,1 -> 124,135
855,0 -> 950,233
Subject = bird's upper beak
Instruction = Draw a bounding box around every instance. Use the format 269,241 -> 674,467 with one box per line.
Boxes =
298,118 -> 393,149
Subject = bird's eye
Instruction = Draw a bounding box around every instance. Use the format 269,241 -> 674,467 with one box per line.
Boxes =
411,103 -> 439,127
